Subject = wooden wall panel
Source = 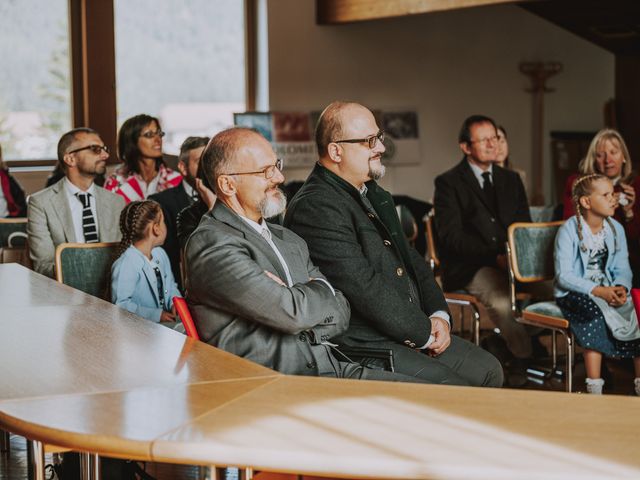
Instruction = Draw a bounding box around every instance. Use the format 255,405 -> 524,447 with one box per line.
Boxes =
317,0 -> 520,24
615,55 -> 640,168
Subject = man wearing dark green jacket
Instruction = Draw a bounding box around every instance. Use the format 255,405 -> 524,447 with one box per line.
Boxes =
285,101 -> 502,387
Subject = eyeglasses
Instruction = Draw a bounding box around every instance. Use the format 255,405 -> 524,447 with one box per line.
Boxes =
333,130 -> 385,150
140,129 -> 165,139
226,158 -> 284,179
469,136 -> 498,146
67,144 -> 109,155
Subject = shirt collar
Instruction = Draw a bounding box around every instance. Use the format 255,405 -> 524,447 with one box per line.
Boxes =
467,160 -> 493,186
182,180 -> 196,199
239,215 -> 267,236
64,177 -> 96,196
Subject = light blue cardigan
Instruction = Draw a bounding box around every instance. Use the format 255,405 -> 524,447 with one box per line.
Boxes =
554,216 -> 632,298
111,245 -> 181,322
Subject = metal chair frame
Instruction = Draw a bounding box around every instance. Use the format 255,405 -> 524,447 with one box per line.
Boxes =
506,221 -> 575,392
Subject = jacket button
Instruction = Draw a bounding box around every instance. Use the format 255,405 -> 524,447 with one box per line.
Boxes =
298,333 -> 306,342
490,217 -> 496,223
396,267 -> 404,276
307,362 -> 316,369
409,296 -> 413,303
367,213 -> 375,219
383,240 -> 391,246
491,237 -> 497,242
404,340 -> 411,345
409,342 -> 416,348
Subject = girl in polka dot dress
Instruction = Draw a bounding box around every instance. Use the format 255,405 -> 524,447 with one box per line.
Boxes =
555,173 -> 640,395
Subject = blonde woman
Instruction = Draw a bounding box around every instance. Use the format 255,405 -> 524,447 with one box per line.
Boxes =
562,129 -> 640,286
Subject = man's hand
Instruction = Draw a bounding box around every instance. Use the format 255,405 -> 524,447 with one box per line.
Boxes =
427,317 -> 451,356
264,270 -> 286,286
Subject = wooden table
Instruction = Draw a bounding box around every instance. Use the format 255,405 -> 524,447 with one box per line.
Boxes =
2,264 -> 640,480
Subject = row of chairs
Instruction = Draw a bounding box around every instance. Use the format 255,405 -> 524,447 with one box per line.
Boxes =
424,214 -> 573,391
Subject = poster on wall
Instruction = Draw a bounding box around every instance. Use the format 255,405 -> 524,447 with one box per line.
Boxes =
234,109 -> 421,168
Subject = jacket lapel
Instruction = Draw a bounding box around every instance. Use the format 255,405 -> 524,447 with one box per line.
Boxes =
94,187 -> 114,242
140,253 -> 161,305
459,160 -> 495,214
212,203 -> 290,283
52,181 -> 77,242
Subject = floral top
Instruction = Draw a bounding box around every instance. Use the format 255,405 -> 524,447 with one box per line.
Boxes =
104,164 -> 182,204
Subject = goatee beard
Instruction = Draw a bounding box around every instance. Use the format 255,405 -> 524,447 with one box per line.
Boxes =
259,188 -> 287,219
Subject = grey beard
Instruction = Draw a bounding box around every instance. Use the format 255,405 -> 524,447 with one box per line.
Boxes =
368,163 -> 386,181
259,188 -> 287,219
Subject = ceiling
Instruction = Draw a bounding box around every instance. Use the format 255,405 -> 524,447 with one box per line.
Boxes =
519,0 -> 640,55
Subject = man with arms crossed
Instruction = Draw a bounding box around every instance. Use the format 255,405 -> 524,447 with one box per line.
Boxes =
285,102 -> 502,387
28,127 -> 125,277
185,126 -> 431,382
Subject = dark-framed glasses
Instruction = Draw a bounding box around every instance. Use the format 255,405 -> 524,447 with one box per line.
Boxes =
140,129 -> 165,139
226,158 -> 284,179
67,144 -> 109,155
333,130 -> 385,150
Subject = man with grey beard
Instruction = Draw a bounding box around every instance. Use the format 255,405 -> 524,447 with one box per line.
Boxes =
285,102 -> 503,387
184,127 -> 436,382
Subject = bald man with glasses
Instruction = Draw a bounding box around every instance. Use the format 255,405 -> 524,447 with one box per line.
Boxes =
285,102 -> 503,387
27,127 -> 125,277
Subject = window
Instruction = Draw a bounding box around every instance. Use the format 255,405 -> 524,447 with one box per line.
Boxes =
114,0 -> 246,155
0,0 -> 72,161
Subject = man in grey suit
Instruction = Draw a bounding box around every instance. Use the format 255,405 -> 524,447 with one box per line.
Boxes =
28,128 -> 125,277
285,102 -> 503,387
185,127 -> 430,381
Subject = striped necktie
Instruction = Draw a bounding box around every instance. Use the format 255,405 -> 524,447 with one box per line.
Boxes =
75,193 -> 99,243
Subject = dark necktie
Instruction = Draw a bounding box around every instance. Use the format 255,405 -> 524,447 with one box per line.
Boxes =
481,171 -> 497,212
75,193 -> 99,243
153,265 -> 165,309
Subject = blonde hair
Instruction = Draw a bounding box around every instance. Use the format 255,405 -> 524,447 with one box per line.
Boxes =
578,129 -> 632,182
571,173 -> 617,252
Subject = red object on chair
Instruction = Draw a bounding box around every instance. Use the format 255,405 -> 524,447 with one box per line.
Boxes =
173,297 -> 200,340
631,289 -> 640,328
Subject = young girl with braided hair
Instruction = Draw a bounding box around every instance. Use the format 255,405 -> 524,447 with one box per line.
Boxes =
555,173 -> 640,395
111,200 -> 181,325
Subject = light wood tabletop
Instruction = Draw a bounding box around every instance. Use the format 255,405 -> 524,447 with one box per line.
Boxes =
3,263 -> 640,480
152,376 -> 640,479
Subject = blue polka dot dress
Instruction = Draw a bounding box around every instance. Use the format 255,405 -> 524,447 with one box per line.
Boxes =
556,244 -> 640,358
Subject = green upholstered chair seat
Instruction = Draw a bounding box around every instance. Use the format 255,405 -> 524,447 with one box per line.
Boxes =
524,301 -> 565,319
57,243 -> 118,299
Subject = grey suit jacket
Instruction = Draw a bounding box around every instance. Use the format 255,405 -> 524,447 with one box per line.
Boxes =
184,201 -> 351,376
27,178 -> 125,277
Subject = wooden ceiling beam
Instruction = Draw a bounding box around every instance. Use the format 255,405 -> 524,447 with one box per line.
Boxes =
317,0 -> 521,25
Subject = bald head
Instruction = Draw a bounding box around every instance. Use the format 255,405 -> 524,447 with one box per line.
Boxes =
316,101 -> 372,158
201,127 -> 262,195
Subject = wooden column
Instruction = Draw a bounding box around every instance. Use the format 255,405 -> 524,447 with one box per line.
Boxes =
68,0 -> 117,157
519,61 -> 562,206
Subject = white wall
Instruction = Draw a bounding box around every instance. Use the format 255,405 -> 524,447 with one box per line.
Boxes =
267,0 -> 614,204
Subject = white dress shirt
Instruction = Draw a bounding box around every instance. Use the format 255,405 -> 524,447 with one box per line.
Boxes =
468,160 -> 493,188
64,178 -> 99,243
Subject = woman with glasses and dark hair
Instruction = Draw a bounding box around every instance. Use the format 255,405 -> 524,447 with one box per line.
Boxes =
562,129 -> 640,286
0,143 -> 27,217
105,114 -> 182,203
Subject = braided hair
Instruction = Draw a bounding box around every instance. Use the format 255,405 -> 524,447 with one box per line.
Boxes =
114,200 -> 162,261
571,173 -> 618,253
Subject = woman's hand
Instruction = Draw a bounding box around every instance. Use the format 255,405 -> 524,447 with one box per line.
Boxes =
160,310 -> 176,322
619,183 -> 635,220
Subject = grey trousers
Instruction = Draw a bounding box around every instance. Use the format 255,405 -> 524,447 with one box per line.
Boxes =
341,335 -> 504,387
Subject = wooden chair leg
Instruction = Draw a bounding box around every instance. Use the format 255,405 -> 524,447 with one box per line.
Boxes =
0,430 -> 9,453
562,330 -> 574,393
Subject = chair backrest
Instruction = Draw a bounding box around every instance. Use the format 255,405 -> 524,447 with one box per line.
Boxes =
395,204 -> 418,245
173,296 -> 200,340
0,218 -> 27,247
507,221 -> 563,283
424,213 -> 440,272
55,242 -> 118,299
